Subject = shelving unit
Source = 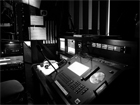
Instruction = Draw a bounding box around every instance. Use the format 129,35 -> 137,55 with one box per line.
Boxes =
0,0 -> 26,88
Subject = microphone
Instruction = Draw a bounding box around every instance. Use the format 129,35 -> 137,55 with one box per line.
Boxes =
36,45 -> 58,73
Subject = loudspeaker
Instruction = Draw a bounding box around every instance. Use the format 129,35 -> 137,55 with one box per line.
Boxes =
40,10 -> 47,16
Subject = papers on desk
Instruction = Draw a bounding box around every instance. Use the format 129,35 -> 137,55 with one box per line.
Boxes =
37,60 -> 59,76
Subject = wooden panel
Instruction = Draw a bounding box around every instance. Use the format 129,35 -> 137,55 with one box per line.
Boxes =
74,1 -> 80,33
100,1 -> 108,35
83,0 -> 88,34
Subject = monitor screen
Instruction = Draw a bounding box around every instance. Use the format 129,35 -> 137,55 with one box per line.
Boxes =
67,39 -> 75,54
60,38 -> 65,51
28,27 -> 46,40
1,41 -> 23,56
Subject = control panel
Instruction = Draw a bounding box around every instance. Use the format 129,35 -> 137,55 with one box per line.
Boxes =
50,55 -> 124,104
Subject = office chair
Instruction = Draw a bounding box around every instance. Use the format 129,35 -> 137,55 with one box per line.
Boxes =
0,80 -> 24,104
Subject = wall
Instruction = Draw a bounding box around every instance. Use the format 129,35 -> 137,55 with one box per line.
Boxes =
110,1 -> 139,39
68,0 -> 139,39
69,0 -> 108,35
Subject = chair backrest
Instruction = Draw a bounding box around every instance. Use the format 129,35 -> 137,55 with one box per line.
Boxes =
0,80 -> 24,99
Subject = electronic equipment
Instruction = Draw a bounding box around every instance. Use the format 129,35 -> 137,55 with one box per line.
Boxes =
67,39 -> 75,55
55,36 -> 138,104
89,38 -> 138,66
58,36 -> 83,61
59,54 -> 69,61
57,59 -> 67,68
40,10 -> 47,16
0,56 -> 24,71
1,62 -> 25,83
36,45 -> 58,73
0,55 -> 25,83
76,36 -> 138,67
1,41 -> 23,57
37,60 -> 58,76
50,55 -> 127,104
1,62 -> 24,71
59,38 -> 66,52
66,37 -> 83,55
0,40 -> 25,84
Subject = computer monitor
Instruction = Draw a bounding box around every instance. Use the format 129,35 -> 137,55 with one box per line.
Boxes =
67,39 -> 75,54
59,38 -> 65,52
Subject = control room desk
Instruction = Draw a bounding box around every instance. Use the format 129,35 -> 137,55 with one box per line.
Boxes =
31,60 -> 139,104
32,64 -> 70,105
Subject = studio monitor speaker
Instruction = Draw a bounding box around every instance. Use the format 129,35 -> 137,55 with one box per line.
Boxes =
40,10 -> 47,16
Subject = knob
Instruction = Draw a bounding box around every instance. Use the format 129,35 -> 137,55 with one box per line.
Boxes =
109,70 -> 114,74
68,62 -> 71,65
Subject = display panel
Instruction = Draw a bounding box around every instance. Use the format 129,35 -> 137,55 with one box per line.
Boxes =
102,44 -> 108,49
96,43 -> 101,48
108,45 -> 114,50
60,38 -> 65,51
30,15 -> 44,26
68,61 -> 90,76
113,46 -> 121,52
67,39 -> 75,54
28,27 -> 46,40
92,43 -> 96,47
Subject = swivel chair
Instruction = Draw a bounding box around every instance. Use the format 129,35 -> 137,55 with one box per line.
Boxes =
0,80 -> 24,104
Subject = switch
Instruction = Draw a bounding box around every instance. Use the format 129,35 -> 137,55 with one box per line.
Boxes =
75,98 -> 81,104
68,62 -> 71,65
109,70 -> 114,74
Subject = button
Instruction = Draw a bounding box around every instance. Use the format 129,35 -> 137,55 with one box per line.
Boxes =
75,98 -> 81,104
81,88 -> 89,95
74,85 -> 85,94
68,80 -> 74,86
96,83 -> 106,95
109,70 -> 114,74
